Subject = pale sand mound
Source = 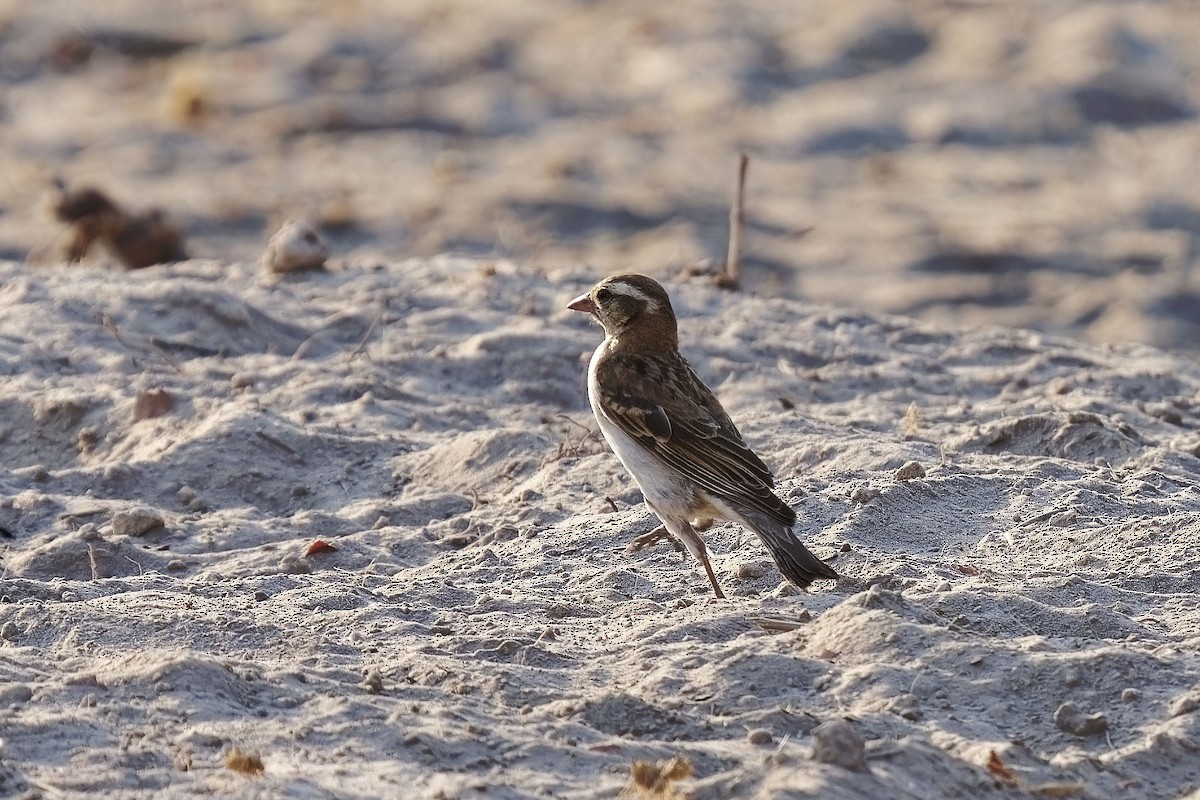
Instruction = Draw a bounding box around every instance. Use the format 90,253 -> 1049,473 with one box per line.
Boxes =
0,257 -> 1198,799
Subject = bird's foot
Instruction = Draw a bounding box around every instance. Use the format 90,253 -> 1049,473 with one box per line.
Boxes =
628,525 -> 684,554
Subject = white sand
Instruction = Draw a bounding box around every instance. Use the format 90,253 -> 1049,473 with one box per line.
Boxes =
0,257 -> 1198,798
2,1 -> 1200,797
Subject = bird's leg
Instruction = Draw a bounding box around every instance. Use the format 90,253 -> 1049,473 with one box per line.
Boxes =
674,521 -> 726,599
697,547 -> 725,599
628,525 -> 683,554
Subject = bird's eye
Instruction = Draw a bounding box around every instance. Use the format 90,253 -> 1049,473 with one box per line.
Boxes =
595,288 -> 612,302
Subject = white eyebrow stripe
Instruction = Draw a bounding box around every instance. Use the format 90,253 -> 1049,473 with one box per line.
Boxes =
605,282 -> 657,307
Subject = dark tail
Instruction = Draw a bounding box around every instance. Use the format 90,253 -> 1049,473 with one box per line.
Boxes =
737,507 -> 838,589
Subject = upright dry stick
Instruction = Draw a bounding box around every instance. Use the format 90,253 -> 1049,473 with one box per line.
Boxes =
716,152 -> 749,289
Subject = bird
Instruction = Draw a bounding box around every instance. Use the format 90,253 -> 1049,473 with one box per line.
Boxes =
567,273 -> 838,598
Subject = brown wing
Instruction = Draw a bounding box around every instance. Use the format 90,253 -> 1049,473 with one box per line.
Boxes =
597,351 -> 796,527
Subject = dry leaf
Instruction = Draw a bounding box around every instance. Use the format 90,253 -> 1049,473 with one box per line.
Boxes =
623,755 -> 693,798
304,539 -> 338,556
225,747 -> 264,775
985,750 -> 1017,784
133,387 -> 174,420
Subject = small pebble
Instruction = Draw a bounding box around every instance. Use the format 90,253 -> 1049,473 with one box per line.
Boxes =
0,621 -> 19,640
1121,688 -> 1140,703
747,728 -> 773,746
1054,702 -> 1108,736
850,487 -> 881,504
737,563 -> 764,580
262,218 -> 328,274
810,719 -> 867,771
894,461 -> 926,481
111,506 -> 165,537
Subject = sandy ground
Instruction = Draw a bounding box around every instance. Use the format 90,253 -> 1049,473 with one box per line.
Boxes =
1,1 -> 1200,799
0,258 -> 1198,798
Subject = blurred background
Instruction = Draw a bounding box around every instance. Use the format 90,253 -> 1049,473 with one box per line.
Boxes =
2,0 -> 1200,351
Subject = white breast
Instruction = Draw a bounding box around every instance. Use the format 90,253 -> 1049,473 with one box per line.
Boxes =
587,339 -> 695,518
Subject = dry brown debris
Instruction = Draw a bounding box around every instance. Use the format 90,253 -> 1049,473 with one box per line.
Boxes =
224,747 -> 264,775
52,181 -> 186,269
623,755 -> 693,798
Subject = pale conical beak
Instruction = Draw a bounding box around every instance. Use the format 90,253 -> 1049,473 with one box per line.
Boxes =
567,292 -> 596,314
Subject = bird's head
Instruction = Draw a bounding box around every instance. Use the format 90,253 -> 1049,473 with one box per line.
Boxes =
567,273 -> 678,347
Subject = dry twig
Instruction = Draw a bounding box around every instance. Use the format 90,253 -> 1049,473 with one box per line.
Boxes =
715,153 -> 749,290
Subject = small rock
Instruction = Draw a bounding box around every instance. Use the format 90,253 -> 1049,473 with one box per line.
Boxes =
810,719 -> 867,771
737,563 -> 764,580
111,506 -> 165,537
850,486 -> 881,504
262,218 -> 328,274
0,621 -> 19,640
1054,702 -> 1108,736
747,728 -> 773,746
1121,688 -> 1141,703
894,461 -> 926,482
167,559 -> 186,572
